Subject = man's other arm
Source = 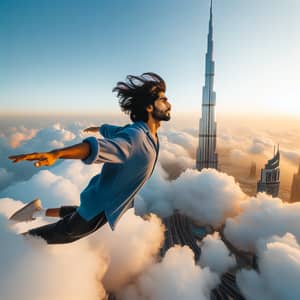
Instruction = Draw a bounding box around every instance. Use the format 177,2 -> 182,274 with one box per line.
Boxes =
8,142 -> 91,168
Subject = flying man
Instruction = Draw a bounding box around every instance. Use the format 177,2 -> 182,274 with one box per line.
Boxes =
8,72 -> 171,244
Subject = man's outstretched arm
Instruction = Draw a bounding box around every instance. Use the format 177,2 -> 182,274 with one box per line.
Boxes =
83,126 -> 99,133
8,142 -> 91,168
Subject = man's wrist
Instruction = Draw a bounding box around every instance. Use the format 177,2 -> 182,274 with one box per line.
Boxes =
50,149 -> 61,159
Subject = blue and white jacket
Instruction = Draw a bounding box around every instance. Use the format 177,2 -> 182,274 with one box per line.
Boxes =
78,121 -> 159,230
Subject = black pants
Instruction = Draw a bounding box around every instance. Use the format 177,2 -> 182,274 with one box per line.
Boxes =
26,206 -> 107,244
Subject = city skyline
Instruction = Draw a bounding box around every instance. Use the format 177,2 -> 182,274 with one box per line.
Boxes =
1,0 -> 299,117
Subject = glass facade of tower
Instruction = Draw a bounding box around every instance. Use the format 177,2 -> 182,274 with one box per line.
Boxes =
290,162 -> 300,202
257,148 -> 280,197
196,0 -> 218,171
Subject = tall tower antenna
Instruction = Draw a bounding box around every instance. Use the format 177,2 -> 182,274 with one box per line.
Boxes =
196,0 -> 218,171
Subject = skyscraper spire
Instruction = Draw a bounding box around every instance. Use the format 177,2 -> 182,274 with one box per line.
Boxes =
196,0 -> 218,171
209,0 -> 213,32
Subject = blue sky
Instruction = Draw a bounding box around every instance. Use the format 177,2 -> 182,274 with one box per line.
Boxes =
1,0 -> 299,116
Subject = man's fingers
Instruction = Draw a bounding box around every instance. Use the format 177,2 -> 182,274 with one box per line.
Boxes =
8,154 -> 28,163
9,152 -> 54,168
34,158 -> 48,168
9,155 -> 52,167
8,153 -> 46,164
9,152 -> 55,167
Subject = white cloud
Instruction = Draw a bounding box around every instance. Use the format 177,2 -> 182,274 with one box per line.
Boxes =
0,159 -> 102,209
248,137 -> 274,155
7,126 -> 37,148
138,167 -> 246,228
119,245 -> 219,300
51,160 -> 101,191
164,130 -> 197,158
158,133 -> 195,179
237,233 -> 300,300
0,123 -> 84,192
19,123 -> 77,153
224,193 -> 300,252
0,206 -> 107,300
199,232 -> 237,275
1,169 -> 80,208
0,199 -> 165,300
1,117 -> 300,299
90,210 -> 165,292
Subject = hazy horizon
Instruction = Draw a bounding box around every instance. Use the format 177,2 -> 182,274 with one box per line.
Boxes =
1,111 -> 299,202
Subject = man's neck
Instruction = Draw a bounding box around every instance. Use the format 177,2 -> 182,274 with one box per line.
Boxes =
146,119 -> 160,139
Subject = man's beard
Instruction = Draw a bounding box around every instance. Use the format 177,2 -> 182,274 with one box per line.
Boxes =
152,107 -> 171,121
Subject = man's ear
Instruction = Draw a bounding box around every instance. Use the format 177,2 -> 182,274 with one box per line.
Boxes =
146,104 -> 154,113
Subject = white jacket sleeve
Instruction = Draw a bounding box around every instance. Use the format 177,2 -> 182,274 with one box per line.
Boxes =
99,124 -> 128,138
82,132 -> 133,164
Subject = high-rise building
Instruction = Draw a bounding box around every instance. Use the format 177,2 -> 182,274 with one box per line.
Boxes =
290,161 -> 300,202
257,146 -> 280,197
196,0 -> 218,171
249,162 -> 257,179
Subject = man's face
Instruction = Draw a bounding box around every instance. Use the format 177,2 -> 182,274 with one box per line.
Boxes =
151,92 -> 172,121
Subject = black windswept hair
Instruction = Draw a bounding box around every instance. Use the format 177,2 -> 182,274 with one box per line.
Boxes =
113,72 -> 166,122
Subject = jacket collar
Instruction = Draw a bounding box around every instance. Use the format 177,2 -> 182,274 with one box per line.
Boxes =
134,121 -> 159,151
134,121 -> 150,134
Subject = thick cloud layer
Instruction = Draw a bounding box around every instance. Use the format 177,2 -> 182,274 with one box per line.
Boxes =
199,232 -> 237,274
0,123 -> 82,191
137,167 -> 246,228
0,202 -> 106,300
90,210 -> 165,293
224,193 -> 300,252
1,117 -> 300,299
7,126 -> 37,148
119,246 -> 220,300
0,153 -> 227,299
1,116 -> 299,199
247,137 -> 275,155
0,157 -> 101,206
237,233 -> 300,300
0,198 -> 164,300
146,126 -> 198,180
1,170 -> 81,207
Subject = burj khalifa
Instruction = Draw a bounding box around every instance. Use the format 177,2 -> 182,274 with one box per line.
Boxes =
196,0 -> 218,171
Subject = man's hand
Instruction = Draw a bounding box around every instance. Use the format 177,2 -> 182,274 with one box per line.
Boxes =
8,142 -> 91,167
83,126 -> 99,133
8,152 -> 58,168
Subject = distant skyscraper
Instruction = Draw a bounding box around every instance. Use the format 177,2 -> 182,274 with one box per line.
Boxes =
249,162 -> 257,179
196,0 -> 218,171
257,146 -> 280,197
290,161 -> 300,202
